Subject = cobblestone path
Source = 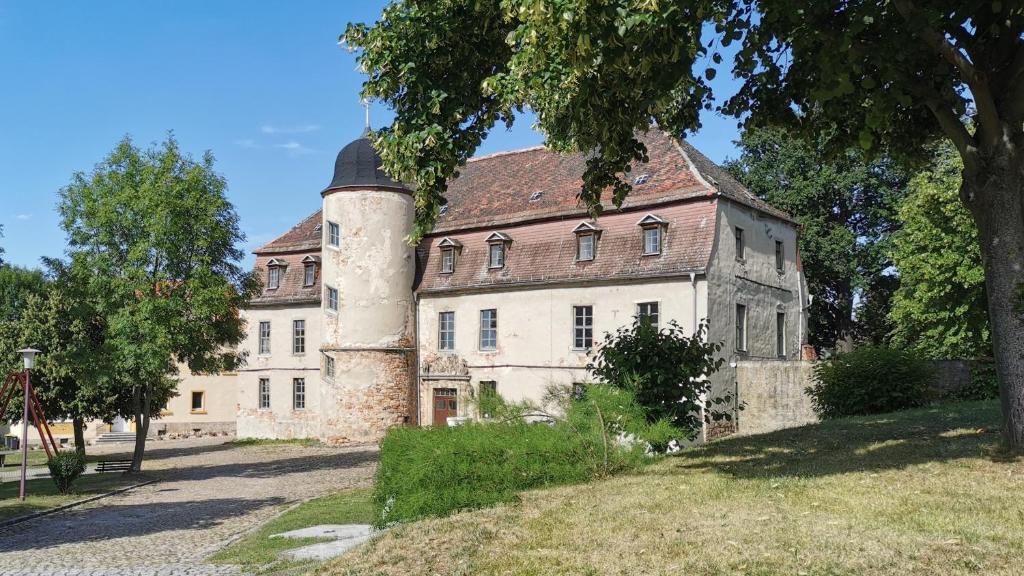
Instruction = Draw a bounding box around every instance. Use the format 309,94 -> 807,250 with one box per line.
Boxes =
0,439 -> 378,575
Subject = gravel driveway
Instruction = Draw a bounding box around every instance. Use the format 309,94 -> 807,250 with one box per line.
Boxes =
0,438 -> 378,576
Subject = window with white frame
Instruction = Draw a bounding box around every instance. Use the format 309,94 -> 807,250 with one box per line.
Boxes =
293,319 -> 305,354
637,301 -> 660,329
573,305 -> 594,350
258,321 -> 271,355
326,286 -> 338,312
736,303 -> 748,352
293,378 -> 306,410
776,311 -> 786,358
479,309 -> 497,350
304,263 -> 316,286
488,243 -> 505,268
438,311 -> 455,351
327,221 -> 340,247
440,248 -> 455,273
642,226 -> 662,255
577,233 -> 595,261
267,265 -> 282,290
258,378 -> 270,409
323,353 -> 335,380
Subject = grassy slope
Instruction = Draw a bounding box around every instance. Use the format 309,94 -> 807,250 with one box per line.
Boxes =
0,473 -> 141,521
212,488 -> 373,574
322,400 -> 1024,576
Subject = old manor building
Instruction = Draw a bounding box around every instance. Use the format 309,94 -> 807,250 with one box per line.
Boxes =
181,128 -> 808,444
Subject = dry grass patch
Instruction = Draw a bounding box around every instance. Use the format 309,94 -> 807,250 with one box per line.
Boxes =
319,401 -> 1024,576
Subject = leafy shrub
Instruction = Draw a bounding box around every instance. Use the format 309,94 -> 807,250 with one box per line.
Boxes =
588,319 -> 729,439
808,346 -> 934,418
48,450 -> 86,494
372,384 -> 662,528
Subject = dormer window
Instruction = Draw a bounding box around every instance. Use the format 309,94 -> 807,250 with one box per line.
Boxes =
266,259 -> 285,290
637,214 -> 668,256
572,221 -> 602,262
438,237 -> 462,274
485,232 -> 512,269
301,255 -> 320,287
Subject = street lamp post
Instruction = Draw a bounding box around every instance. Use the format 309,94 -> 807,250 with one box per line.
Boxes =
16,348 -> 39,501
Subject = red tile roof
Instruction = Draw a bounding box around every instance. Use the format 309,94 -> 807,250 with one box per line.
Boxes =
250,252 -> 321,306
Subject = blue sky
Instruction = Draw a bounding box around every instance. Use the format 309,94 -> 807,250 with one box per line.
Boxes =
0,2 -> 743,270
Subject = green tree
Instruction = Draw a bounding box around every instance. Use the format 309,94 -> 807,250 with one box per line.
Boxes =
725,127 -> 906,352
0,264 -> 47,322
346,0 -> 1024,449
58,134 -> 258,472
890,141 -> 989,359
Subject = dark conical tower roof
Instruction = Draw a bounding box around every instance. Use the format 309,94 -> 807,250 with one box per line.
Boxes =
322,131 -> 409,194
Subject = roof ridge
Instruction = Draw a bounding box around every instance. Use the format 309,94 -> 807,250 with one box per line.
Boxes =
254,209 -> 322,254
467,145 -> 547,163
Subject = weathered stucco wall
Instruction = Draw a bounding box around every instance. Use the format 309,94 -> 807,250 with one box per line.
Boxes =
416,277 -> 708,424
157,367 -> 238,436
735,360 -> 818,435
236,303 -> 322,439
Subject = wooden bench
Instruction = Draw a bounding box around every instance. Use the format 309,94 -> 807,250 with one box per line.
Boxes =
95,459 -> 132,473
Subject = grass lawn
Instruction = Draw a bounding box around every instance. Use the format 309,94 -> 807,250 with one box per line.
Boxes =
1,449 -> 105,468
0,472 -> 143,521
212,488 -> 373,574
230,437 -> 322,448
321,400 -> 1024,576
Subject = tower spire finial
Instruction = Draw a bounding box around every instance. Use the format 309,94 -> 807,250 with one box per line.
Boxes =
361,98 -> 370,131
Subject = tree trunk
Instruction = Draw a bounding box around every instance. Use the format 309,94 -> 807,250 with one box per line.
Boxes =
128,385 -> 150,473
963,147 -> 1024,450
72,417 -> 85,454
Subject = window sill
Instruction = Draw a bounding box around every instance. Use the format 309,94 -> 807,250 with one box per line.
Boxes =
478,348 -> 497,354
440,270 -> 454,275
641,251 -> 661,257
570,347 -> 591,353
190,410 -> 207,415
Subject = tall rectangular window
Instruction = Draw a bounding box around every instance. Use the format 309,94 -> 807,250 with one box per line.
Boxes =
304,263 -> 316,286
328,221 -> 340,247
268,266 -> 281,289
440,248 -> 455,273
776,312 -> 786,358
479,380 -> 497,397
326,286 -> 338,312
293,378 -> 306,410
642,227 -> 662,255
488,243 -> 505,268
323,353 -> 335,380
258,378 -> 270,410
637,301 -> 660,329
736,303 -> 748,352
479,309 -> 497,350
258,321 -> 271,355
438,311 -> 455,351
735,227 -> 745,260
775,240 -> 784,272
577,234 -> 595,261
573,305 -> 594,350
293,319 -> 306,354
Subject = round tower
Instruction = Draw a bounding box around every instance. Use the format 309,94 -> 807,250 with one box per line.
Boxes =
318,131 -> 417,443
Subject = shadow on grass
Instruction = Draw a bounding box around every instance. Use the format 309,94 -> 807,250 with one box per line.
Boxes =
670,400 -> 1008,479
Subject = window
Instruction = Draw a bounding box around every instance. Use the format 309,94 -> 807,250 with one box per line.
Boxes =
293,378 -> 306,410
438,311 -> 455,351
735,227 -> 745,260
479,380 -> 497,397
293,319 -> 306,354
304,263 -> 316,287
440,248 -> 455,273
258,378 -> 270,410
327,221 -> 340,247
488,243 -> 505,269
479,309 -> 497,350
190,391 -> 205,413
577,233 -> 595,261
267,266 -> 282,290
323,353 -> 335,381
776,312 -> 786,358
573,305 -> 594,350
736,304 -> 748,352
643,227 -> 662,255
637,301 -> 660,329
775,240 -> 784,272
326,286 -> 338,312
258,321 -> 271,355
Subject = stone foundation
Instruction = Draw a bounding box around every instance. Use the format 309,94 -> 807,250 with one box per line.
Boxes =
319,348 -> 416,444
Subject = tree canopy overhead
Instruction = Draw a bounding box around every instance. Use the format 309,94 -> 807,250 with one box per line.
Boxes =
346,0 -> 1024,448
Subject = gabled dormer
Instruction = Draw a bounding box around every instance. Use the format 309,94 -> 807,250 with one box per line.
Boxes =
438,237 -> 463,274
572,221 -> 602,262
266,258 -> 287,290
485,232 -> 512,269
301,255 -> 320,287
636,213 -> 668,256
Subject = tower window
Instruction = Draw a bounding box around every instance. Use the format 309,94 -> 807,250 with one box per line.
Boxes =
326,286 -> 339,312
323,353 -> 335,381
479,309 -> 497,351
327,221 -> 341,247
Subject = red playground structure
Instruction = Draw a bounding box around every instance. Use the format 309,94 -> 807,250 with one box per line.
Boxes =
0,371 -> 60,459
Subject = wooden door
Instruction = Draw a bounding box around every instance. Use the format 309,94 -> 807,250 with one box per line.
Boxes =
433,388 -> 458,426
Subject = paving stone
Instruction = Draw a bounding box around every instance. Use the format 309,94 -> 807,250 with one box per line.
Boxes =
270,523 -> 372,540
0,437 -> 378,575
281,536 -> 373,562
